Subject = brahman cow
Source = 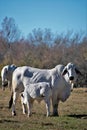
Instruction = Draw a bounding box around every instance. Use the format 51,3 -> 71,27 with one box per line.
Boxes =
23,82 -> 52,117
9,62 -> 81,116
1,64 -> 17,90
1,64 -> 27,113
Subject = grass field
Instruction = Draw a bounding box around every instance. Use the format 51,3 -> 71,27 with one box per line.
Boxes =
0,87 -> 87,130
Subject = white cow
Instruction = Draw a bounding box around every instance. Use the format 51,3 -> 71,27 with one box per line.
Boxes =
1,64 -> 17,90
1,64 -> 27,114
23,82 -> 52,117
9,63 -> 82,116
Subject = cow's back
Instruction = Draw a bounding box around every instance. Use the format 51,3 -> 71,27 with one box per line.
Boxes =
12,66 -> 51,92
12,66 -> 30,92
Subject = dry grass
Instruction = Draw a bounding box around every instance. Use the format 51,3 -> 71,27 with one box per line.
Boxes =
0,87 -> 87,130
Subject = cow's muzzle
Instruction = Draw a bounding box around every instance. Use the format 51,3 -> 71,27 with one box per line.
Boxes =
69,76 -> 74,81
2,82 -> 8,90
2,82 -> 8,87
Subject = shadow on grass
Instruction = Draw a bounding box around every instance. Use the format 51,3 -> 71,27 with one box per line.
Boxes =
0,105 -> 9,109
41,122 -> 54,126
0,119 -> 19,123
68,114 -> 87,119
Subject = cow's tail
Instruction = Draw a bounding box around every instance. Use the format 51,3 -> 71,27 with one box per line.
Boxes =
9,92 -> 13,109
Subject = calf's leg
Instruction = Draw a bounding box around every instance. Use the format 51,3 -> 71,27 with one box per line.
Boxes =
45,98 -> 51,117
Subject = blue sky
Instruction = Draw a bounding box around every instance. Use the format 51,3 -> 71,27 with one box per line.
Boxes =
0,0 -> 87,37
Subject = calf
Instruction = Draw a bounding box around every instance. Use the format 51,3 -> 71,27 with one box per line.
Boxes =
23,82 -> 52,117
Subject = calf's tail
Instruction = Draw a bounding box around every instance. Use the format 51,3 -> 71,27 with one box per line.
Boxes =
9,92 -> 13,109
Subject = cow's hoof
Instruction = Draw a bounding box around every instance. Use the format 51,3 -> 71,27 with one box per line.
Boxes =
53,112 -> 59,116
12,111 -> 16,116
23,110 -> 27,115
46,113 -> 50,117
23,112 -> 26,115
27,113 -> 32,117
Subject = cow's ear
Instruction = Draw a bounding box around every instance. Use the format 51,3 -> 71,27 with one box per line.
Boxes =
75,68 -> 82,76
62,68 -> 67,76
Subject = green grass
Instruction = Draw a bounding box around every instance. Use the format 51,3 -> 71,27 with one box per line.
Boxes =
0,88 -> 87,130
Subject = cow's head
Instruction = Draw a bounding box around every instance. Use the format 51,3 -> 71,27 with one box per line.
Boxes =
62,62 -> 82,84
1,64 -> 17,90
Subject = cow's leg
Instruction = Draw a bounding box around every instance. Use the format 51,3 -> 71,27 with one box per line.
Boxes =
24,92 -> 32,117
52,96 -> 59,116
21,93 -> 26,114
8,81 -> 11,90
12,92 -> 19,116
27,100 -> 32,117
45,98 -> 50,117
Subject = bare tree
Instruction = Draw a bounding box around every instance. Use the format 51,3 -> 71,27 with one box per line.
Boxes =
1,17 -> 21,43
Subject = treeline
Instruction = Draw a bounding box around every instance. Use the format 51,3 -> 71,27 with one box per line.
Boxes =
0,17 -> 87,86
